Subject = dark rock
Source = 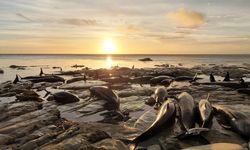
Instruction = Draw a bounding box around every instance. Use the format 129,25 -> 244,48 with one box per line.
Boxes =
150,76 -> 173,85
71,64 -> 85,68
94,139 -> 128,150
0,92 -> 16,97
139,58 -> 153,61
86,130 -> 111,143
131,76 -> 154,84
16,90 -> 43,102
101,77 -> 132,84
237,88 -> 250,95
66,76 -> 87,84
9,65 -> 27,70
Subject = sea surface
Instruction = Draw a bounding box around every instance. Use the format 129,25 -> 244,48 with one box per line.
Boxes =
0,54 -> 250,82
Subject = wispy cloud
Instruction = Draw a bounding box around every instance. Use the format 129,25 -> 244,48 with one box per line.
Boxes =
167,8 -> 206,28
60,18 -> 99,26
16,13 -> 34,22
117,24 -> 141,34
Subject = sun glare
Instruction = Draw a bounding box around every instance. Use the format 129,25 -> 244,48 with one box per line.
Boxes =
106,56 -> 113,68
103,39 -> 117,54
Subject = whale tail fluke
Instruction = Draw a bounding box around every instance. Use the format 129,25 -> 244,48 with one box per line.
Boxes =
43,89 -> 52,98
40,68 -> 44,76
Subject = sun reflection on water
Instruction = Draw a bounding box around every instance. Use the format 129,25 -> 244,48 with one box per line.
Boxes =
106,56 -> 113,69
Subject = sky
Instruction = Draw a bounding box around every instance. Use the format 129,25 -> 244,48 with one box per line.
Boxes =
0,0 -> 250,54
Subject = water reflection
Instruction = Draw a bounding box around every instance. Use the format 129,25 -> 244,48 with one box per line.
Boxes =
106,56 -> 113,69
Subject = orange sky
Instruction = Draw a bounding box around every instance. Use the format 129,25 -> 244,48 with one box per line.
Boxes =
0,1 -> 250,54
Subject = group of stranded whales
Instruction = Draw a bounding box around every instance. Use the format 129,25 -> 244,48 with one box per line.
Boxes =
13,68 -> 65,84
10,68 -> 250,149
130,89 -> 250,149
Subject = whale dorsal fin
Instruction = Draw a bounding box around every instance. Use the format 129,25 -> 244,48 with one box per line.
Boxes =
206,93 -> 210,101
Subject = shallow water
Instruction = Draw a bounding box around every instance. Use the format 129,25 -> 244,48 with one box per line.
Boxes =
1,54 -> 250,82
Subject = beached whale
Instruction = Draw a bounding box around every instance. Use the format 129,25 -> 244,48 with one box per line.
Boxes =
44,89 -> 80,104
213,105 -> 250,139
198,94 -> 213,128
89,86 -> 120,111
154,87 -> 168,108
130,99 -> 176,149
177,92 -> 196,130
13,74 -> 65,84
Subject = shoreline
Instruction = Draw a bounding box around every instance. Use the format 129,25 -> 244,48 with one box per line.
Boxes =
0,62 -> 250,149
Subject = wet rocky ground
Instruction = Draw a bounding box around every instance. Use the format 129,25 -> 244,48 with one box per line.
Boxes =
0,63 -> 250,150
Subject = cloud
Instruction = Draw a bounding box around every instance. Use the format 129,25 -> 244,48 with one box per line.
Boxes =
117,24 -> 141,34
16,13 -> 34,22
61,18 -> 98,26
167,8 -> 205,28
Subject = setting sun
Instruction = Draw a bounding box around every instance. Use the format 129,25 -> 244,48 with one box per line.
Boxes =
103,39 -> 117,54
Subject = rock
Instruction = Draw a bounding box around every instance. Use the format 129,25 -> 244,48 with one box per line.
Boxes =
0,103 -> 61,149
101,77 -> 132,84
150,76 -> 173,85
139,58 -> 153,61
193,82 -> 249,90
95,138 -> 128,150
131,76 -> 154,84
0,81 -> 33,96
86,130 -> 111,143
59,80 -> 107,90
0,104 -> 8,121
66,77 -> 86,84
237,88 -> 250,95
0,92 -> 16,97
6,101 -> 43,118
160,137 -> 182,150
32,82 -> 63,91
71,90 -> 90,99
9,65 -> 27,70
16,90 -> 43,102
56,69 -> 85,76
147,144 -> 161,150
182,143 -> 243,150
71,64 -> 85,68
0,134 -> 13,145
40,134 -> 94,150
117,87 -> 155,97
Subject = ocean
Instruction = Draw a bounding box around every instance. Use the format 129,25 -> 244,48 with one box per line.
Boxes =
1,54 -> 250,82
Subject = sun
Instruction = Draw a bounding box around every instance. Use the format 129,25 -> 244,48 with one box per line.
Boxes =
103,39 -> 117,54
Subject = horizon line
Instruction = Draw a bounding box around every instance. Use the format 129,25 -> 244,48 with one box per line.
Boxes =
1,53 -> 250,56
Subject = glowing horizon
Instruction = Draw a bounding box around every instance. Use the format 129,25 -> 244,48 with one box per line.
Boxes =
0,1 -> 250,54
